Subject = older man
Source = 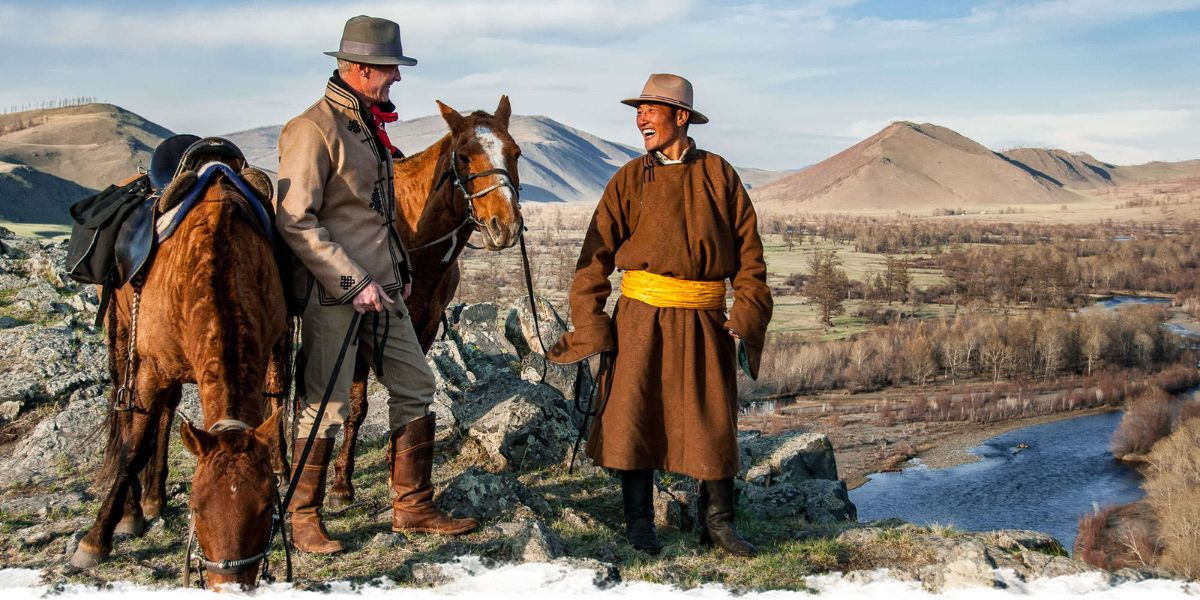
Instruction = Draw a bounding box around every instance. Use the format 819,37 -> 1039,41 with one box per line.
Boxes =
276,15 -> 477,554
548,74 -> 773,556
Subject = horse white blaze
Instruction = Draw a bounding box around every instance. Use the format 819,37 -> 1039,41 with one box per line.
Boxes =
474,126 -> 514,204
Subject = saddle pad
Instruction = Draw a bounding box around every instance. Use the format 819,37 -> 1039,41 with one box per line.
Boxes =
156,161 -> 274,244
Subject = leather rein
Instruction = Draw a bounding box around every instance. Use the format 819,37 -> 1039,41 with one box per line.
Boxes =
410,149 -> 522,261
182,419 -> 292,588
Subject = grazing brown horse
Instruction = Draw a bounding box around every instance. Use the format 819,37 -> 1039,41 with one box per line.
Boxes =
326,96 -> 523,507
71,155 -> 288,590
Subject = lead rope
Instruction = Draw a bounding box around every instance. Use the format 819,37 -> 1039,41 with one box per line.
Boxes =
113,287 -> 142,411
569,351 -> 614,474
518,228 -> 550,382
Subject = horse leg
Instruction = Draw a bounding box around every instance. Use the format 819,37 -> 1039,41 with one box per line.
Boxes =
135,387 -> 180,523
265,335 -> 292,477
328,356 -> 370,509
72,398 -> 160,568
414,263 -> 460,353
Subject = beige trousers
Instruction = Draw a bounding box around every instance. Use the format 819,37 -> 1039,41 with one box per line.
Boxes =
296,289 -> 435,439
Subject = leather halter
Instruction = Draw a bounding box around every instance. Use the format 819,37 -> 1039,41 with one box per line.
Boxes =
184,419 -> 289,585
414,149 -> 522,261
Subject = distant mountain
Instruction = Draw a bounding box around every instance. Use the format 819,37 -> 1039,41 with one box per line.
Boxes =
738,166 -> 804,190
226,115 -> 793,203
1001,147 -> 1200,189
0,104 -> 172,192
754,122 -> 1087,211
225,115 -> 641,203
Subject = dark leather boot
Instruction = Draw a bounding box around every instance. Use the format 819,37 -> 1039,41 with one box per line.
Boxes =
621,469 -> 662,555
699,478 -> 757,556
287,437 -> 344,554
390,414 -> 478,535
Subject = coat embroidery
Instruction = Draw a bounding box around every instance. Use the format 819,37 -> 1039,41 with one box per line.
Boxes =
370,188 -> 383,215
340,275 -> 354,290
347,119 -> 362,134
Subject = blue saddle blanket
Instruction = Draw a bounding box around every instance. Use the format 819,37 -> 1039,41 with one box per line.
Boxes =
156,162 -> 273,244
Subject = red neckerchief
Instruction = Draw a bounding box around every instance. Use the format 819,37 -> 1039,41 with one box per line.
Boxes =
369,104 -> 399,155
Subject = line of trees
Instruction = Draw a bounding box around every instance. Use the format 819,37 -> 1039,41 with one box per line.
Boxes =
3,97 -> 98,114
757,213 -> 1193,255
752,304 -> 1188,396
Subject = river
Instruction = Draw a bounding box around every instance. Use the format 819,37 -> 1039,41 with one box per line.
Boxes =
848,295 -> 1199,551
848,410 -> 1144,551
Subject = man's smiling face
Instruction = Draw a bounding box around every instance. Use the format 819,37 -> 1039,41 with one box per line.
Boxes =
635,102 -> 687,154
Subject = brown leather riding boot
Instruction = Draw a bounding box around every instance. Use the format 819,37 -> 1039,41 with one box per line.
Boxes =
287,437 -> 344,554
389,414 -> 479,535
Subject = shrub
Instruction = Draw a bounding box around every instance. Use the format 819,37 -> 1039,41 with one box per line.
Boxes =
1111,387 -> 1173,457
1074,502 -> 1161,570
1144,419 -> 1200,578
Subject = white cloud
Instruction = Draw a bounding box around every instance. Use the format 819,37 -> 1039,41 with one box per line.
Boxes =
0,2 -> 695,49
1,0 -> 1196,170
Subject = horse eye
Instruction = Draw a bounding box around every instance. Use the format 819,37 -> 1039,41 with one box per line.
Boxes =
458,154 -> 469,163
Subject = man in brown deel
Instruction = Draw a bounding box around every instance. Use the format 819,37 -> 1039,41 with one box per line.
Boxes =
276,15 -> 477,553
548,74 -> 772,556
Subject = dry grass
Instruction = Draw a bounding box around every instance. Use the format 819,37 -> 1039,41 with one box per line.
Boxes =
1145,419 -> 1200,578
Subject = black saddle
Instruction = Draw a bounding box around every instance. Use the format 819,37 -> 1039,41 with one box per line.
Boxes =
150,135 -> 247,192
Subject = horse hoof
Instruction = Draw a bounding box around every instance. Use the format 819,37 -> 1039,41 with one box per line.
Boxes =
141,502 -> 163,521
327,491 -> 354,510
70,547 -> 106,570
115,515 -> 146,537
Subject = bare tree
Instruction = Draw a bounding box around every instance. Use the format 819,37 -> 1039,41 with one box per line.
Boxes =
805,249 -> 849,327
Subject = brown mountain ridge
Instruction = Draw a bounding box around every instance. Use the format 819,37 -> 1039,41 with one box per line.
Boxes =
754,121 -> 1200,213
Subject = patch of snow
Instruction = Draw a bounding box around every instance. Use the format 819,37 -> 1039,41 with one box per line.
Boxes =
3,560 -> 1198,599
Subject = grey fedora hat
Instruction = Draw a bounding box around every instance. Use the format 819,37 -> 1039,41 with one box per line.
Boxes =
621,73 -> 708,124
324,15 -> 417,66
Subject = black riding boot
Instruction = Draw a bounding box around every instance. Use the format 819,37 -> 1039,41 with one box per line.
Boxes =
699,478 -> 757,557
620,469 -> 662,555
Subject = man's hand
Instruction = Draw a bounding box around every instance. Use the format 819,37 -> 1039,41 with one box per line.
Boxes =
352,281 -> 395,314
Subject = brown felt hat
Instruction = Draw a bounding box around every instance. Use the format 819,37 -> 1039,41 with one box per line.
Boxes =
324,15 -> 417,66
621,73 -> 708,124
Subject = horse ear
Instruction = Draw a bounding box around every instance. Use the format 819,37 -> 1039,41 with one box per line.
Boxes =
494,95 -> 511,127
253,406 -> 282,447
437,100 -> 465,133
180,421 -> 214,457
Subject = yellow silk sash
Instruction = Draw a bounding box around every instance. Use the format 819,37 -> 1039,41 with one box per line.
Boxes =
620,270 -> 726,310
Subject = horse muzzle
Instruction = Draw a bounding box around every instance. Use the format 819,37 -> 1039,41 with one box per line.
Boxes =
481,216 -> 521,250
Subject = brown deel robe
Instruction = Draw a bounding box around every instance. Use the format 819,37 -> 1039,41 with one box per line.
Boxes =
548,147 -> 773,480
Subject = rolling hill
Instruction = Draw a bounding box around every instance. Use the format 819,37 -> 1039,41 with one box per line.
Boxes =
1001,147 -> 1200,189
0,104 -> 172,191
753,121 -> 1085,212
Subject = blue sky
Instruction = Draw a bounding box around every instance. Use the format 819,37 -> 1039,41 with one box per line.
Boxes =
1,0 -> 1197,170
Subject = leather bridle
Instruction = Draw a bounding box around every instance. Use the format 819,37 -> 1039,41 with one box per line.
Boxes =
412,149 -> 522,261
182,419 -> 291,588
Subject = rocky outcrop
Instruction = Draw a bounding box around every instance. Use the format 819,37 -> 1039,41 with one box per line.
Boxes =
0,231 -> 109,488
738,429 -> 858,524
837,523 -> 1104,593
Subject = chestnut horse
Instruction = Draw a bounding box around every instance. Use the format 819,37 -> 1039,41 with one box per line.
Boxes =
326,96 -> 523,507
71,156 -> 288,589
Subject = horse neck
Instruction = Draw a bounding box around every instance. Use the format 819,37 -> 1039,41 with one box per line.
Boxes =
393,135 -> 465,248
176,182 -> 274,428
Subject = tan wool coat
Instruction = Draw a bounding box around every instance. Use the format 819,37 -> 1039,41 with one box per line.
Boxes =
548,145 -> 773,480
276,74 -> 411,307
